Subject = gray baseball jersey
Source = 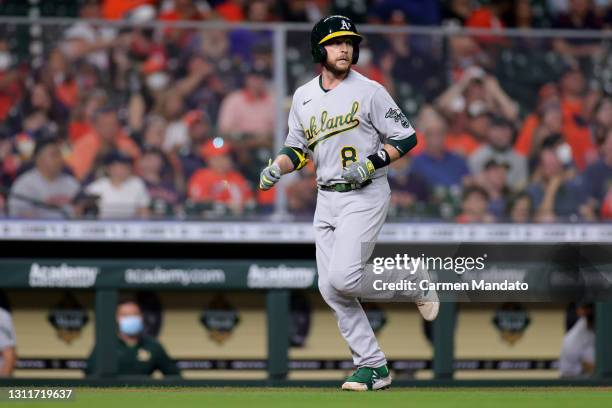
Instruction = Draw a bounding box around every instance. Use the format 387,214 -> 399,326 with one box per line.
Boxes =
285,70 -> 415,185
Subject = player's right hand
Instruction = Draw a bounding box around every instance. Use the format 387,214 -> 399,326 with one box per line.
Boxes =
259,160 -> 281,190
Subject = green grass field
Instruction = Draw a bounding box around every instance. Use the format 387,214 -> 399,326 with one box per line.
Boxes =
5,388 -> 612,408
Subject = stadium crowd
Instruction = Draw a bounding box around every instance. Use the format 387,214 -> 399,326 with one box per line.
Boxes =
0,0 -> 611,222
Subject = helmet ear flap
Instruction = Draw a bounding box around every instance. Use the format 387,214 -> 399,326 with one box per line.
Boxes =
318,45 -> 327,63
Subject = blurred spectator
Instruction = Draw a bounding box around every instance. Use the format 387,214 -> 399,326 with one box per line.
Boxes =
559,303 -> 594,378
85,150 -> 150,219
436,66 -> 520,129
552,0 -> 604,62
139,115 -> 167,150
101,0 -> 155,20
161,93 -> 189,152
85,298 -> 180,377
456,185 -> 495,223
66,106 -> 141,181
279,0 -> 322,22
441,0 -> 473,27
515,83 -> 561,157
0,40 -> 23,122
160,0 -> 212,50
466,0 -> 510,29
8,82 -> 68,137
285,161 -> 317,216
516,92 -> 594,171
375,10 -> 446,103
0,126 -> 19,196
469,115 -> 528,190
62,0 -> 117,70
527,139 -> 586,222
387,156 -> 430,217
465,0 -> 512,46
369,0 -> 441,26
0,306 -> 16,377
188,139 -> 255,216
584,128 -> 612,220
180,52 -> 226,126
177,110 -> 210,181
229,1 -> 274,64
506,191 -> 534,223
8,138 -> 80,219
330,0 -> 369,23
160,0 -> 211,22
473,159 -> 511,219
590,95 -> 612,146
215,0 -> 246,22
138,147 -> 181,219
68,90 -> 108,143
411,109 -> 470,191
352,47 -> 391,89
218,65 -> 274,180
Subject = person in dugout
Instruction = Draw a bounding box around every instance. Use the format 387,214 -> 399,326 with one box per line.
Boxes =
85,298 -> 180,378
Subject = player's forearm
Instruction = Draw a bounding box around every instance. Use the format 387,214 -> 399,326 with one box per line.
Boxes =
383,144 -> 401,163
274,154 -> 296,175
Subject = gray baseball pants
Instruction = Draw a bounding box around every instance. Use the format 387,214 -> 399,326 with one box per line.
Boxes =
314,177 -> 390,368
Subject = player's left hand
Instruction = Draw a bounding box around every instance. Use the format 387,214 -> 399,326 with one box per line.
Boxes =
341,160 -> 375,184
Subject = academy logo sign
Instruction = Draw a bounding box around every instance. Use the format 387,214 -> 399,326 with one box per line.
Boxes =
247,264 -> 316,288
124,267 -> 225,286
29,263 -> 99,288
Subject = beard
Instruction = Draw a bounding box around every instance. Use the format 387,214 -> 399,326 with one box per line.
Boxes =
323,58 -> 351,76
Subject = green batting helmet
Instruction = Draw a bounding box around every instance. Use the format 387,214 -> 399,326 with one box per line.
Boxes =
310,15 -> 362,64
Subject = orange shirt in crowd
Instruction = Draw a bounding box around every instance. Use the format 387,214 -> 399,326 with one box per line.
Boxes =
68,121 -> 94,144
101,0 -> 154,20
66,130 -> 140,180
215,2 -> 244,22
514,114 -> 539,156
515,103 -> 595,170
402,130 -> 479,158
444,132 -> 482,157
188,168 -> 253,205
55,81 -> 78,108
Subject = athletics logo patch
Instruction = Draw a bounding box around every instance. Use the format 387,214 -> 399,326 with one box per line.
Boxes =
385,108 -> 412,129
341,20 -> 351,30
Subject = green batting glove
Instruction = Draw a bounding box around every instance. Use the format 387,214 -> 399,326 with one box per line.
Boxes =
341,159 -> 375,184
260,159 -> 281,190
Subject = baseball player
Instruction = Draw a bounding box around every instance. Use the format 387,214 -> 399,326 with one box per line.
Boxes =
259,15 -> 439,391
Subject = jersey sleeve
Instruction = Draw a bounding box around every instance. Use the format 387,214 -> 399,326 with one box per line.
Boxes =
369,86 -> 416,143
284,97 -> 308,152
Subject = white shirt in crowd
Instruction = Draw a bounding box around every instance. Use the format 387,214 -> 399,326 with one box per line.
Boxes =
86,176 -> 150,219
559,317 -> 595,378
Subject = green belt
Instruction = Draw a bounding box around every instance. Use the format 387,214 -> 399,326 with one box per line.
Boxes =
318,179 -> 372,192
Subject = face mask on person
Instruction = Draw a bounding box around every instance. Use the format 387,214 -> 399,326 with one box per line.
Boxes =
118,315 -> 144,336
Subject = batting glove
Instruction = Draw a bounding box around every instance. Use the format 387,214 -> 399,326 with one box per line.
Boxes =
341,160 -> 375,184
259,160 -> 281,190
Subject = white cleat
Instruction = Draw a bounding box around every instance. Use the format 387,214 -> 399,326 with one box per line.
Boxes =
416,299 -> 439,321
414,266 -> 440,321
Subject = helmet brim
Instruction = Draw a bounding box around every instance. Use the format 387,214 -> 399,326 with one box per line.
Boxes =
318,31 -> 362,45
